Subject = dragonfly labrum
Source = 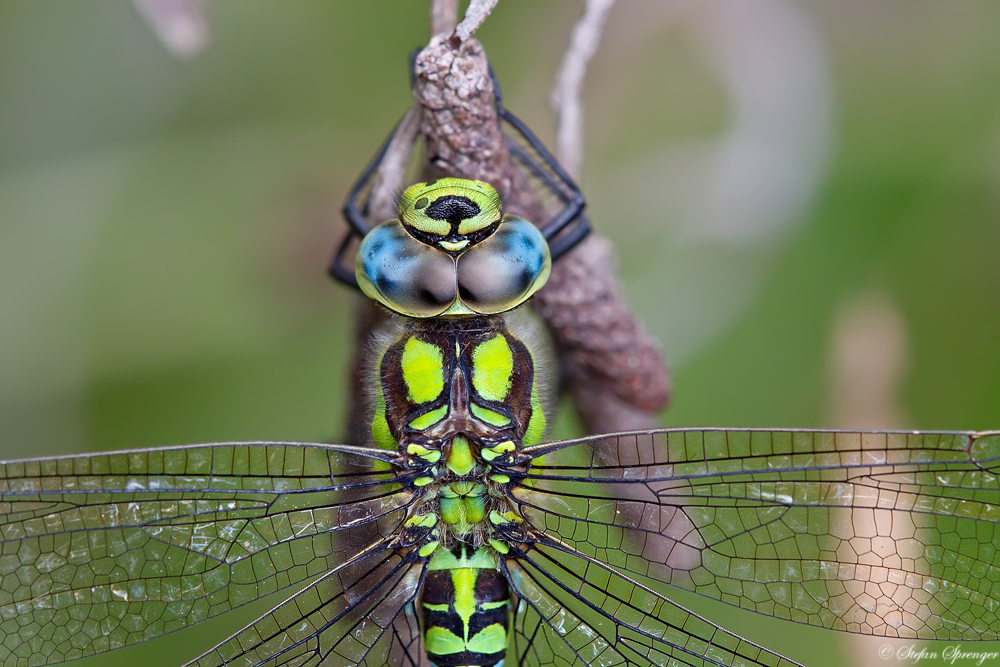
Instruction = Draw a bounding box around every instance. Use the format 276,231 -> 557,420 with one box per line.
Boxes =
2,132 -> 1000,667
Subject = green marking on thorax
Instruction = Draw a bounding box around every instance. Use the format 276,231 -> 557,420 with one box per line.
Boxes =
471,335 -> 513,402
405,443 -> 442,464
404,513 -> 438,529
440,481 -> 486,529
371,346 -> 397,450
424,627 -> 465,655
401,337 -> 444,404
481,440 -> 515,462
470,404 -> 511,427
523,373 -> 547,446
425,621 -> 506,657
409,404 -> 448,431
479,600 -> 508,611
418,541 -> 440,557
447,436 -> 476,476
445,481 -> 479,496
489,509 -> 522,525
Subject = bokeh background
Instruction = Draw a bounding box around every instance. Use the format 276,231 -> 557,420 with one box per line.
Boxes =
2,1 -> 999,666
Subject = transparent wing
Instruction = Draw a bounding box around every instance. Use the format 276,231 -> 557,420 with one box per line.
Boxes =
188,543 -> 426,667
513,429 -> 1000,641
504,536 -> 799,667
0,442 -> 414,666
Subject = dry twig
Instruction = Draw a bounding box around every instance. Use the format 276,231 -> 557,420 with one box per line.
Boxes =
551,0 -> 616,179
452,0 -> 501,45
366,109 -> 421,221
544,0 -> 671,431
430,0 -> 460,35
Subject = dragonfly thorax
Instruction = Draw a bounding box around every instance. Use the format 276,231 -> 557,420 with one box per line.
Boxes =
369,313 -> 552,456
371,309 -> 550,546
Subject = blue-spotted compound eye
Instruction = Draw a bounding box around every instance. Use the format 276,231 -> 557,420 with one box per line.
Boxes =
456,217 -> 551,315
355,221 -> 457,319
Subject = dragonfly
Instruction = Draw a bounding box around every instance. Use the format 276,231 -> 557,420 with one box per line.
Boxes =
2,78 -> 1000,667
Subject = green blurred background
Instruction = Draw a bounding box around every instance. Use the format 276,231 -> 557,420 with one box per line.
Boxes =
1,1 -> 999,666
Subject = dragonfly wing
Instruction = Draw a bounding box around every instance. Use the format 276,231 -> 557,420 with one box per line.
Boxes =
0,442 -> 412,666
504,537 -> 801,667
186,543 -> 426,667
515,429 -> 1000,641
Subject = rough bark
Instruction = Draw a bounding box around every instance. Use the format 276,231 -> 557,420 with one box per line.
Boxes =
413,36 -> 670,435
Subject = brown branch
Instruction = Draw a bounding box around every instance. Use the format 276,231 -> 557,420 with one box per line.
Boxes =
413,36 -> 670,436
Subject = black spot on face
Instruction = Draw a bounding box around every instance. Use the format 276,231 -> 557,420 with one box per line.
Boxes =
425,196 -> 481,225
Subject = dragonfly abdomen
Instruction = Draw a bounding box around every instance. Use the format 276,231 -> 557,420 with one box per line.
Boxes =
422,546 -> 510,667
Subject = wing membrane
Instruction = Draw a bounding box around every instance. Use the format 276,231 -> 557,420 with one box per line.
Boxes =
514,429 -> 1000,641
0,442 -> 413,666
505,536 -> 800,667
188,541 -> 426,667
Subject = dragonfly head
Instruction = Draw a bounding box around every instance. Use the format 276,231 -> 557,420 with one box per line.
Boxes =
356,178 -> 551,318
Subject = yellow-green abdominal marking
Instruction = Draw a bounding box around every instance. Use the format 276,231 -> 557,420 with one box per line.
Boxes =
422,546 -> 509,667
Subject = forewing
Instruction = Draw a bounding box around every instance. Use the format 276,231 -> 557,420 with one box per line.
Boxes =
188,543 -> 426,667
0,442 -> 412,665
505,537 -> 799,667
514,429 -> 1000,641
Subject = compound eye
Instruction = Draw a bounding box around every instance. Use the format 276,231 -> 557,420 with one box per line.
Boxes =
356,221 -> 459,318
456,216 -> 551,314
